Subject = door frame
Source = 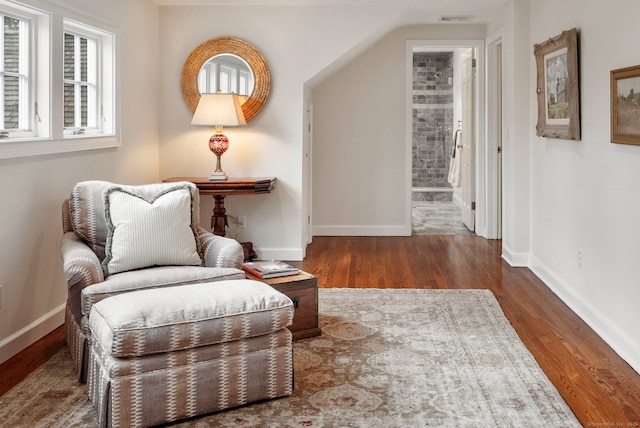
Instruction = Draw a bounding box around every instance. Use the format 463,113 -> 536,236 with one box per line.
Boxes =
303,99 -> 313,249
460,49 -> 476,232
486,30 -> 504,240
404,39 -> 489,237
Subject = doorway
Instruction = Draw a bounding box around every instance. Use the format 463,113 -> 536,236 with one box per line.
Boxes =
407,43 -> 478,236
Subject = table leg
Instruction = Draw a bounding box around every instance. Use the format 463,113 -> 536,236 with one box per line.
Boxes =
211,195 -> 227,236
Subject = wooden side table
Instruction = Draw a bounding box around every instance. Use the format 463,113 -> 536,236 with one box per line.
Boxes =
163,177 -> 276,236
244,270 -> 321,340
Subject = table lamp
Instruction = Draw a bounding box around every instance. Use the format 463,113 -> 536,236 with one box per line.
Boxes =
191,93 -> 246,180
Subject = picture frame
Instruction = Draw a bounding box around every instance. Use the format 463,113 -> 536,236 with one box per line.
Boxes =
610,65 -> 640,146
533,28 -> 580,140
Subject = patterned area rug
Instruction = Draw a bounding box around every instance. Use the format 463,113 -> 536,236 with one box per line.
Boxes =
0,289 -> 580,427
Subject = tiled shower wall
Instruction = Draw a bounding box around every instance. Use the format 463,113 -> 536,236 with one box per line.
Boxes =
412,52 -> 454,201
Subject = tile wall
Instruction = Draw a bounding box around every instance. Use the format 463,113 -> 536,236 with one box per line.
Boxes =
412,52 -> 454,202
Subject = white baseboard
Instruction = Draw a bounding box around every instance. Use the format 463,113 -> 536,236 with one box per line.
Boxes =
312,225 -> 410,237
529,255 -> 640,376
0,303 -> 65,365
501,243 -> 529,267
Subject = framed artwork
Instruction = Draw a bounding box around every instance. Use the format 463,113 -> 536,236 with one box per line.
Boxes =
533,28 -> 580,140
611,65 -> 640,146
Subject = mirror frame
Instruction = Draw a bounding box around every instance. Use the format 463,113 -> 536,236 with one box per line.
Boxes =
181,37 -> 271,122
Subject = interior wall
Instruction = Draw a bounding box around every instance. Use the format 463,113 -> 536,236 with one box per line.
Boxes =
311,25 -> 486,236
0,0 -> 161,364
528,0 -> 640,373
486,0 -> 531,264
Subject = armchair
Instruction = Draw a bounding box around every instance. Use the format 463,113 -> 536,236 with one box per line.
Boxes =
61,180 -> 246,382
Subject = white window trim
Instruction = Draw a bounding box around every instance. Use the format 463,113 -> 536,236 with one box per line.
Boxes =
0,0 -> 119,160
0,4 -> 36,137
0,17 -> 30,131
63,19 -> 114,138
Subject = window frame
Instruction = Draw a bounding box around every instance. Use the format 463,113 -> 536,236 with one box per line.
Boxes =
0,0 -> 119,160
62,21 -> 101,136
197,56 -> 254,97
0,7 -> 33,137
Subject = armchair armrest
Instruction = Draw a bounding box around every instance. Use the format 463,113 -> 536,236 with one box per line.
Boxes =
61,231 -> 105,326
61,231 -> 105,288
197,227 -> 244,269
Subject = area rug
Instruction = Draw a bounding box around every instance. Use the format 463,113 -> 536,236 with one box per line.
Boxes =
0,289 -> 581,427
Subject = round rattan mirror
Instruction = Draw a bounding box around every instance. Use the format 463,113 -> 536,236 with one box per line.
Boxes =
181,37 -> 271,122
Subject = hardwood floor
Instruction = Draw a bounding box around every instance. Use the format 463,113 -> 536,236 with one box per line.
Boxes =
0,324 -> 65,396
1,235 -> 639,426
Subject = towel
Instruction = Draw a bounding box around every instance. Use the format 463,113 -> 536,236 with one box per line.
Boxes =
450,129 -> 461,158
448,130 -> 462,187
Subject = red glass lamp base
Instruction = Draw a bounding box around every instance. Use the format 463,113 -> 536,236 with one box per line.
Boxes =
209,130 -> 229,173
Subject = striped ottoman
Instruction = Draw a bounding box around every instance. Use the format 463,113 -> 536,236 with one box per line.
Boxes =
86,279 -> 294,428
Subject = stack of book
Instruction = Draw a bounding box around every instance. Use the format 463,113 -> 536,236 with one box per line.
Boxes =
242,260 -> 300,279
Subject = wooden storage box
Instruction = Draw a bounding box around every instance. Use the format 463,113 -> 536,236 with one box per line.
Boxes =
245,270 -> 321,340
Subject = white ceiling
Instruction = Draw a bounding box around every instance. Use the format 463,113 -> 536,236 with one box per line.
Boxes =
148,0 -> 511,23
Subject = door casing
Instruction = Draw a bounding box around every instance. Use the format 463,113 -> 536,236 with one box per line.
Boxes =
460,50 -> 476,232
405,39 -> 490,237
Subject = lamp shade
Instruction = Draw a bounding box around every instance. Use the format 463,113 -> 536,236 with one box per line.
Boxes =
191,93 -> 247,127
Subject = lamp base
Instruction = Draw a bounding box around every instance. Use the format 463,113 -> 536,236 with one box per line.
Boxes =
209,171 -> 228,181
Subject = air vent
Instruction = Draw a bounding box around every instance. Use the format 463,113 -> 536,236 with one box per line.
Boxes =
439,15 -> 474,23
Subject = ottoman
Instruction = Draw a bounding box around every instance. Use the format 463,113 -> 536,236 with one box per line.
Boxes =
87,279 -> 294,428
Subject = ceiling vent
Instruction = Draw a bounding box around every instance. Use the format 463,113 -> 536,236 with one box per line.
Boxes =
439,15 -> 474,23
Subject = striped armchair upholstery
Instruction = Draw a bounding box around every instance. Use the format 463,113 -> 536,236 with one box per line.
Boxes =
61,181 -> 246,382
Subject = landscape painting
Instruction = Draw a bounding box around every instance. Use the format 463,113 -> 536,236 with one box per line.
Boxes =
545,48 -> 569,121
534,28 -> 580,140
611,65 -> 640,145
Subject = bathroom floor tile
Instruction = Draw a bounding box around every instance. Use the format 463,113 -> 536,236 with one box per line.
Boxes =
412,201 -> 474,236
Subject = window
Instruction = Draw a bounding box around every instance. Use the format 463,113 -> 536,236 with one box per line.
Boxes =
63,19 -> 115,138
0,0 -> 117,159
64,32 -> 95,131
0,12 -> 30,137
239,70 -> 250,96
219,66 -> 231,93
197,54 -> 254,97
198,62 -> 217,94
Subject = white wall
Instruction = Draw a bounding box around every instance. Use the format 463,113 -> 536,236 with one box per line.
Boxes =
527,0 -> 640,373
486,0 -> 531,265
0,0 -> 160,364
311,25 -> 486,236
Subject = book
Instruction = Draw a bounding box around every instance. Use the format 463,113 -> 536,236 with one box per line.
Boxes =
208,171 -> 228,181
242,260 -> 300,279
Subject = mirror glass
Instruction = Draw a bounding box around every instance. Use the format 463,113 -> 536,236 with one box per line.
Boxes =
197,53 -> 255,99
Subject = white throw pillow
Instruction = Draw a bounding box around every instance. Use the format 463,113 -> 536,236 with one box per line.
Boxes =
102,184 -> 203,276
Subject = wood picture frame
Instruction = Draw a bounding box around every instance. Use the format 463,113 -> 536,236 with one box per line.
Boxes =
611,65 -> 640,146
534,28 -> 580,140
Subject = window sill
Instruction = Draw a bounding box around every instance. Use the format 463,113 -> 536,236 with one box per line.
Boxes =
0,134 -> 119,160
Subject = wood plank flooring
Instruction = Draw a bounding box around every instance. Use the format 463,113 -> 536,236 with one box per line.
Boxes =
1,235 -> 639,426
0,324 -> 65,396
